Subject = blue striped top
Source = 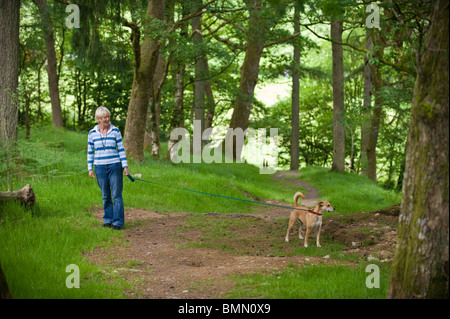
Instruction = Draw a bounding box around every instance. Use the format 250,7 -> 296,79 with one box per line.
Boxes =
87,124 -> 128,171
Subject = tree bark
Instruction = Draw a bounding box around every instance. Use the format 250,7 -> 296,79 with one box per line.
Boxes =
33,0 -> 64,128
290,6 -> 300,171
0,184 -> 36,206
331,20 -> 345,172
145,53 -> 167,158
0,0 -> 20,142
123,0 -> 166,161
388,0 -> 449,299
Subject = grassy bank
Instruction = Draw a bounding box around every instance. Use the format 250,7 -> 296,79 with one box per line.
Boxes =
298,166 -> 401,214
0,126 -> 400,298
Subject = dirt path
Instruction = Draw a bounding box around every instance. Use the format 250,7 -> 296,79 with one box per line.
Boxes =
87,210 -> 337,299
85,172 -> 399,299
272,170 -> 320,207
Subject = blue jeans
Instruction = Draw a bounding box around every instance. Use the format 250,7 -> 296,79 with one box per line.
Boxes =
95,163 -> 124,227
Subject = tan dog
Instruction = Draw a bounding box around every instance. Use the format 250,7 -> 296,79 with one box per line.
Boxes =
285,192 -> 335,247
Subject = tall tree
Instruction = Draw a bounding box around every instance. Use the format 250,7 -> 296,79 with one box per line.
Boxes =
330,19 -> 345,172
190,0 -> 216,146
290,5 -> 300,171
0,0 -> 20,193
191,0 -> 208,152
145,53 -> 168,158
388,0 -> 449,298
360,30 -> 373,177
123,0 -> 166,161
365,14 -> 391,182
167,0 -> 188,160
0,0 -> 20,142
33,0 -> 64,127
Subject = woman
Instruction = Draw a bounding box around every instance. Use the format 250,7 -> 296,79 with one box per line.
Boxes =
87,106 -> 130,230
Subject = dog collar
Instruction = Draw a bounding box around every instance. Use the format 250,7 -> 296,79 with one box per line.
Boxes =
307,209 -> 323,216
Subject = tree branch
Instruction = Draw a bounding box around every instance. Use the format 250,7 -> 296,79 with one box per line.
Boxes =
202,22 -> 245,52
264,32 -> 300,48
123,18 -> 141,70
169,0 -> 220,33
214,16 -> 246,33
304,24 -> 416,76
388,0 -> 422,75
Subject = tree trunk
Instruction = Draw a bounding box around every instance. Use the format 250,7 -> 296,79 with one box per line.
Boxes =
360,30 -> 373,177
166,0 -> 187,160
204,81 -> 215,130
331,20 -> 345,172
225,0 -> 268,160
191,4 -> 206,153
0,262 -> 12,299
366,62 -> 383,182
36,58 -> 46,123
191,0 -> 212,151
145,53 -> 167,158
388,0 -> 449,298
25,91 -> 31,140
33,0 -> 64,128
366,14 -> 391,183
290,6 -> 300,171
166,66 -> 186,160
123,0 -> 166,161
0,0 -> 20,142
0,184 -> 36,206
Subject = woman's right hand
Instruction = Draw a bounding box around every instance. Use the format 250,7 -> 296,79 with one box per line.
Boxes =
89,170 -> 95,178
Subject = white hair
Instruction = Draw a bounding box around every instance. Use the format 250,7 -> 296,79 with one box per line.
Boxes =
95,106 -> 110,120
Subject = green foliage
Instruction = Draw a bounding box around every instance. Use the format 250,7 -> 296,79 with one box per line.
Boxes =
251,79 -> 333,168
16,0 -> 418,190
1,127 -> 86,186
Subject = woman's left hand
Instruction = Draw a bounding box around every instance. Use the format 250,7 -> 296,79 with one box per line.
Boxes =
124,167 -> 130,176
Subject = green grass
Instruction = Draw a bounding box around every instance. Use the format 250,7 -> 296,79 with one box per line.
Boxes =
0,202 -> 126,298
0,125 -> 401,298
227,262 -> 391,299
124,160 -> 298,214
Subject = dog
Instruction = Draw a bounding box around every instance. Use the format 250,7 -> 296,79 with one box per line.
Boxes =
284,192 -> 335,247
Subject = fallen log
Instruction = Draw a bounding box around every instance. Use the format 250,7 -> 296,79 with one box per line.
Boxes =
0,184 -> 36,206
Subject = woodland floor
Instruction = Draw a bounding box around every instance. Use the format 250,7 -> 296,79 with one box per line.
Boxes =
85,171 -> 400,299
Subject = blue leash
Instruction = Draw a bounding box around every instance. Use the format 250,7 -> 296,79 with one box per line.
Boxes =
126,174 -> 313,212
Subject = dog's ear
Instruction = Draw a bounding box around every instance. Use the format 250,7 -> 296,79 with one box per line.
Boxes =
318,201 -> 324,206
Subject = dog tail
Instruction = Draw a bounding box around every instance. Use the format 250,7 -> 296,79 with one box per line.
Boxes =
294,192 -> 305,207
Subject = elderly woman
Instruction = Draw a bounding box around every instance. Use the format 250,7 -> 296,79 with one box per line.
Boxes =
88,106 -> 130,230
